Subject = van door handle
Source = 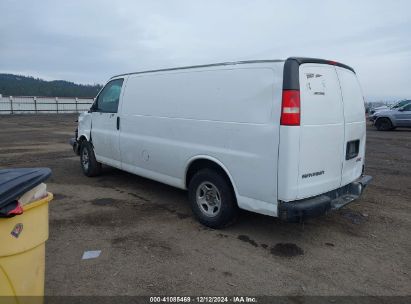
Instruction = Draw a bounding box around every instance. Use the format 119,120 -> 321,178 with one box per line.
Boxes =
116,116 -> 120,130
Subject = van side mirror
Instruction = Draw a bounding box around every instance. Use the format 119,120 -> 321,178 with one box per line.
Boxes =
398,107 -> 405,112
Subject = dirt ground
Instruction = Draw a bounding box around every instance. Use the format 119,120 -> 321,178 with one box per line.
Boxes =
0,114 -> 410,296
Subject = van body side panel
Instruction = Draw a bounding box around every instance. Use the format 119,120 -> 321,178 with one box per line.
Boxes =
335,67 -> 366,186
121,68 -> 275,123
119,64 -> 283,215
297,64 -> 345,199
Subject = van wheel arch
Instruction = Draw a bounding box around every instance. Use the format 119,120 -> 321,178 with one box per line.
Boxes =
185,158 -> 237,201
186,159 -> 239,228
78,135 -> 87,144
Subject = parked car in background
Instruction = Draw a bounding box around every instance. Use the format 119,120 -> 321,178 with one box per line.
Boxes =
371,102 -> 411,131
70,57 -> 371,227
369,99 -> 411,116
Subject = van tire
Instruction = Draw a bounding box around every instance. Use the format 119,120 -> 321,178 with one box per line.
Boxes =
80,141 -> 102,177
188,169 -> 238,229
375,118 -> 393,131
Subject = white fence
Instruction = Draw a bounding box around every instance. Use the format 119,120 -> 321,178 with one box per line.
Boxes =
0,95 -> 94,114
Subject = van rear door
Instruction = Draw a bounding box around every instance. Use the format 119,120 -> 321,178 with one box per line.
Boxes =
335,67 -> 366,186
297,64 -> 345,199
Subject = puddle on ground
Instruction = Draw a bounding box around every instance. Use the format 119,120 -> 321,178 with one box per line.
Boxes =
91,198 -> 117,206
53,193 -> 68,200
217,233 -> 229,238
238,235 -> 259,247
341,209 -> 368,225
270,243 -> 304,257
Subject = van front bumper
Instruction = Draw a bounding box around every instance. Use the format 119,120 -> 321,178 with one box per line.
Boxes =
278,175 -> 372,222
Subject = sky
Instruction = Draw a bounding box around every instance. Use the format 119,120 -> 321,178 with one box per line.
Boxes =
0,0 -> 410,101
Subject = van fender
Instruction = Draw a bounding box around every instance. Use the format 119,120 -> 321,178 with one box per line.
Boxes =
184,155 -> 239,199
77,112 -> 92,142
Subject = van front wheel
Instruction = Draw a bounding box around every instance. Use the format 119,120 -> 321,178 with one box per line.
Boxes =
80,141 -> 102,177
188,169 -> 238,228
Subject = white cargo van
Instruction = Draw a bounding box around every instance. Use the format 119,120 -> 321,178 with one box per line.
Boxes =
70,57 -> 372,228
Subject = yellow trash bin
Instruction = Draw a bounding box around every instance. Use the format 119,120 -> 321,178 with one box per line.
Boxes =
0,192 -> 53,298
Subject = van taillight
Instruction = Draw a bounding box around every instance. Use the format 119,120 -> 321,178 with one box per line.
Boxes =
280,90 -> 300,126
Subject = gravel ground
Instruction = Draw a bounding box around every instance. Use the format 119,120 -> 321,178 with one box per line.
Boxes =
0,114 -> 410,296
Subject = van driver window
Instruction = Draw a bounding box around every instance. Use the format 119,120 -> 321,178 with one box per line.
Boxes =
96,79 -> 124,113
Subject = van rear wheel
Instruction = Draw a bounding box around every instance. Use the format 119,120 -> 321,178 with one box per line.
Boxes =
375,118 -> 393,131
80,141 -> 102,177
188,169 -> 238,229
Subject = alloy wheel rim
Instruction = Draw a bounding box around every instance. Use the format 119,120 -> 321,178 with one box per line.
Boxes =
196,181 -> 221,217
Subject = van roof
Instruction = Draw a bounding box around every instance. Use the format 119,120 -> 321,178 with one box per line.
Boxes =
111,60 -> 285,79
111,57 -> 355,79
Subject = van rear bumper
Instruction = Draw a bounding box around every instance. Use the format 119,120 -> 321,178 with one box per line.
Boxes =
278,175 -> 372,222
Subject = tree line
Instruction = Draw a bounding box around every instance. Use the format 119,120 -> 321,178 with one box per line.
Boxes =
0,74 -> 102,98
